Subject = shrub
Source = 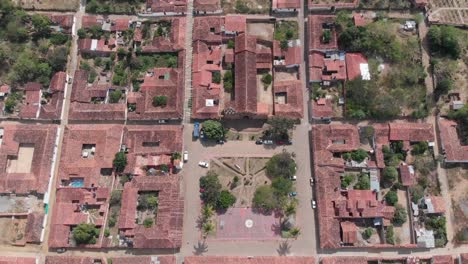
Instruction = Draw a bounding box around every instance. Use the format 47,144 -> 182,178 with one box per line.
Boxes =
410,185 -> 424,203
354,173 -> 370,190
143,218 -> 154,228
280,40 -> 288,49
261,74 -> 272,85
385,190 -> 398,206
392,204 -> 407,225
113,152 -> 127,173
73,223 -> 100,245
212,71 -> 221,84
362,228 -> 374,239
4,96 -> 16,113
382,166 -> 398,187
104,229 -> 110,237
227,40 -> 234,49
152,95 -> 167,107
110,190 -> 122,206
109,89 -> 122,103
351,149 -> 368,163
77,28 -> 87,39
385,226 -> 395,245
322,29 -> 331,43
341,174 -> 354,188
411,141 -> 429,155
218,190 -> 236,210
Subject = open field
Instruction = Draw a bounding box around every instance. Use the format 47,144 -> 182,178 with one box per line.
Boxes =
221,0 -> 270,14
446,166 -> 468,244
0,217 -> 28,245
15,0 -> 79,11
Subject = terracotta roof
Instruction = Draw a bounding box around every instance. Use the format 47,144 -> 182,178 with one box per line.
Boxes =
285,46 -> 301,66
119,175 -> 184,249
112,256 -> 176,264
47,14 -> 74,32
0,257 -> 36,264
194,0 -> 221,12
334,190 -> 395,219
353,13 -> 367,26
273,80 -> 303,119
50,71 -> 67,92
184,256 -> 315,264
0,84 -> 10,93
111,18 -> 130,32
147,0 -> 187,13
460,254 -> 468,264
0,124 -> 57,194
308,15 -> 338,51
345,53 -> 368,81
143,18 -> 186,53
340,221 -> 357,244
438,118 -> 468,163
225,15 -> 247,33
68,70 -> 126,121
192,41 -> 222,119
388,123 -> 434,142
58,124 -> 122,188
49,187 -> 109,248
312,98 -> 333,119
309,51 -> 346,82
25,212 -> 44,243
399,164 -> 415,186
78,38 -> 116,54
427,196 -> 446,214
45,256 -> 101,264
193,16 -> 224,44
24,82 -> 42,91
82,15 -> 101,28
127,67 -> 184,120
19,90 -> 40,119
272,0 -> 300,9
431,255 -> 453,264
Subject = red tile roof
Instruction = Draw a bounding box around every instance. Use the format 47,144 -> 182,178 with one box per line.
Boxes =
47,14 -> 74,32
81,15 -> 101,28
340,221 -> 357,244
50,71 -> 67,92
46,256 -> 102,264
49,187 -> 109,248
78,38 -> 116,55
0,84 -> 10,94
438,118 -> 468,163
0,124 -> 57,194
285,46 -> 301,66
111,18 -> 130,32
25,212 -> 44,243
312,98 -> 333,119
112,256 -> 176,264
427,196 -> 446,214
184,256 -> 315,264
58,124 -> 122,188
118,175 -> 184,249
192,41 -> 222,119
308,15 -> 338,51
273,80 -> 303,119
19,90 -> 41,119
334,190 -> 395,219
147,0 -> 187,13
225,15 -> 247,33
194,0 -> 221,12
272,0 -> 300,9
353,13 -> 367,26
309,51 -> 346,82
142,18 -> 186,53
68,70 -> 126,121
399,164 -> 415,186
127,67 -> 184,120
345,53 -> 368,81
24,82 -> 42,91
193,16 -> 224,44
388,123 -> 434,142
431,255 -> 453,264
0,257 -> 36,264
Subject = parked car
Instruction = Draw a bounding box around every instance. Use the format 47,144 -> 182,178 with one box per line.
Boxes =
286,139 -> 292,145
216,139 -> 225,144
310,178 -> 314,186
57,248 -> 67,253
255,139 -> 263,145
183,151 -> 188,162
200,129 -> 205,139
263,140 -> 274,145
157,119 -> 167,124
311,200 -> 316,209
198,161 -> 209,168
289,192 -> 297,197
290,175 -> 297,181
193,122 -> 200,138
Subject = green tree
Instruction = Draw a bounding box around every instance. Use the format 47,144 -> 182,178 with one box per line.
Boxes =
4,96 -> 16,113
202,120 -> 225,140
113,152 -> 127,173
266,152 -> 296,179
104,229 -> 110,237
410,185 -> 424,203
350,148 -> 368,163
6,21 -> 28,42
147,196 -> 159,210
143,218 -> 154,228
227,40 -> 235,49
223,70 -> 234,93
385,190 -> 398,206
31,14 -> 51,38
284,201 -> 297,217
428,25 -> 462,59
109,89 -> 122,103
201,204 -> 215,222
152,95 -> 167,107
265,117 -> 295,140
290,227 -> 301,238
392,204 -> 407,225
271,177 -> 293,197
171,152 -> 181,161
253,185 -> 277,212
261,73 -> 272,85
411,141 -> 429,155
212,71 -> 221,84
77,28 -> 87,39
354,173 -> 370,190
110,190 -> 122,206
218,190 -> 236,210
382,166 -> 398,187
202,221 -> 215,237
47,46 -> 69,72
362,228 -> 374,239
199,171 -> 222,207
385,225 -> 395,244
341,174 -> 355,188
280,40 -> 288,49
322,29 -> 331,43
73,223 -> 100,244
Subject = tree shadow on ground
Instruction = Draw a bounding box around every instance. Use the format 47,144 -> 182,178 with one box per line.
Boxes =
193,240 -> 209,255
277,240 -> 291,256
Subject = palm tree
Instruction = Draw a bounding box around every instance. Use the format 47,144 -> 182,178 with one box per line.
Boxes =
290,227 -> 301,239
171,152 -> 182,161
284,201 -> 297,217
202,204 -> 215,222
202,221 -> 215,237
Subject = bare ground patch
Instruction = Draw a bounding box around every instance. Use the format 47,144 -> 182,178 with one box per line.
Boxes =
446,166 -> 468,243
15,0 -> 79,11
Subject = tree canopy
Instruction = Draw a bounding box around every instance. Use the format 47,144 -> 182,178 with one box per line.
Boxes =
113,152 -> 127,173
266,152 -> 296,179
73,223 -> 100,244
202,120 -> 225,140
428,25 -> 462,59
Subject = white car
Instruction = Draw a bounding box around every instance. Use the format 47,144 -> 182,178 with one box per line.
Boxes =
311,200 -> 316,209
198,161 -> 209,168
290,175 -> 297,181
183,151 -> 188,162
310,178 -> 314,186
